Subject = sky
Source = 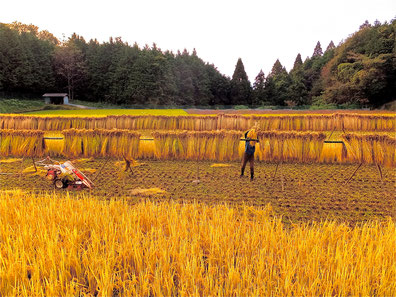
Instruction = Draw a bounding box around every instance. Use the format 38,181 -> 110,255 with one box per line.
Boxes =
1,0 -> 395,81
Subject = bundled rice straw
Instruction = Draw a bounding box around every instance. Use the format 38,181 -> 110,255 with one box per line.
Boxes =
210,163 -> 232,167
253,131 -> 327,162
0,158 -> 23,163
320,143 -> 348,164
129,188 -> 167,196
1,113 -> 394,132
152,130 -> 241,161
62,129 -> 140,158
342,133 -> 396,167
0,129 -> 45,157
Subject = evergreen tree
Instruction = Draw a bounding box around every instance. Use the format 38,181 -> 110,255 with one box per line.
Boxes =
230,58 -> 252,105
1,20 -> 394,107
267,59 -> 291,105
312,41 -> 323,57
268,59 -> 285,77
252,69 -> 266,105
288,54 -> 308,105
325,41 -> 335,52
359,20 -> 371,30
292,54 -> 303,71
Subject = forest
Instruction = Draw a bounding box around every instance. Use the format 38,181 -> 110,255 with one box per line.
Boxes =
0,19 -> 395,107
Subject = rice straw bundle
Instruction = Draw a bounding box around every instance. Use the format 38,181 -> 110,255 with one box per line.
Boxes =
0,113 -> 394,132
62,129 -> 141,158
152,130 -> 241,161
337,114 -> 396,131
320,143 -> 348,163
0,158 -> 23,163
254,131 -> 327,162
129,188 -> 167,196
342,133 -> 396,167
0,129 -> 45,157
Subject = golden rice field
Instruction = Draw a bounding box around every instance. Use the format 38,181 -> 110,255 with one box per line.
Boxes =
0,190 -> 395,296
0,109 -> 395,296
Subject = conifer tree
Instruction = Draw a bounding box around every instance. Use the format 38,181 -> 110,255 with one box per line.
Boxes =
230,58 -> 251,105
266,59 -> 291,106
252,69 -> 266,105
325,41 -> 335,52
292,54 -> 303,71
312,41 -> 323,57
268,59 -> 285,77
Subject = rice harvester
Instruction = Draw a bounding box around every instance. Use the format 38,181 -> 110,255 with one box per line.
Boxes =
36,157 -> 94,190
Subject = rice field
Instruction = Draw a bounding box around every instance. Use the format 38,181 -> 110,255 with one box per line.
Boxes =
0,109 -> 395,296
26,109 -> 188,116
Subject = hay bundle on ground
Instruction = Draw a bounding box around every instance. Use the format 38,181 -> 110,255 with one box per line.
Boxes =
0,129 -> 44,157
63,129 -> 140,158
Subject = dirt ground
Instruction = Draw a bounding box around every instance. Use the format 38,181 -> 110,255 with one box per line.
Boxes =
0,158 -> 394,224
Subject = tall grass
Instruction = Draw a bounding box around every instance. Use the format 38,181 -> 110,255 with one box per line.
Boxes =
63,129 -> 140,158
0,129 -> 44,157
1,113 -> 394,132
0,190 -> 394,296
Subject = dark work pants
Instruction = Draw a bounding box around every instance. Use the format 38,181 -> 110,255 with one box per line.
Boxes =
241,152 -> 254,179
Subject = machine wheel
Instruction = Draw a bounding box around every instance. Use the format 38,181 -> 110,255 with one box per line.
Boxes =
54,179 -> 66,189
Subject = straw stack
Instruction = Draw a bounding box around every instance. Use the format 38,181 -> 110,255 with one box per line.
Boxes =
343,133 -> 396,167
151,130 -> 241,161
62,129 -> 141,158
0,129 -> 45,157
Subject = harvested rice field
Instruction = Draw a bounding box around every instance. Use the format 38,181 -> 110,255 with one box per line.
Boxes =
0,110 -> 395,296
1,158 -> 394,224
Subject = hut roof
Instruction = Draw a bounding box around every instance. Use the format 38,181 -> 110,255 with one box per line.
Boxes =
42,93 -> 68,97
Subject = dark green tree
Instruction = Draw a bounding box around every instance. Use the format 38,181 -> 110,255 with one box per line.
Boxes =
322,19 -> 396,106
53,44 -> 87,100
266,59 -> 291,106
0,22 -> 55,96
252,69 -> 266,105
288,54 -> 308,105
230,58 -> 252,105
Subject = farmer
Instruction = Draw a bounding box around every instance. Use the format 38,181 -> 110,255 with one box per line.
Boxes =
240,126 -> 259,181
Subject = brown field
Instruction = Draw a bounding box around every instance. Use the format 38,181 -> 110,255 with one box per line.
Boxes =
1,158 -> 394,224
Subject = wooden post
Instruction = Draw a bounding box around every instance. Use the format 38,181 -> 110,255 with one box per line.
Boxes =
273,162 -> 280,179
327,126 -> 336,141
344,163 -> 363,185
280,172 -> 284,192
19,158 -> 24,181
32,157 -> 37,172
92,158 -> 109,182
376,163 -> 383,180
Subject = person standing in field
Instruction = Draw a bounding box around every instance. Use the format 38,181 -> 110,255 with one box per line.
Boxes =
240,126 -> 259,181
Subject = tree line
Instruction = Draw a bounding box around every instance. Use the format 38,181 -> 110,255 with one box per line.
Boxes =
0,19 -> 394,107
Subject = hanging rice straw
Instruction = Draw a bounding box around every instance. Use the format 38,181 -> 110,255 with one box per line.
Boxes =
0,129 -> 45,157
62,129 -> 141,158
342,133 -> 396,167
